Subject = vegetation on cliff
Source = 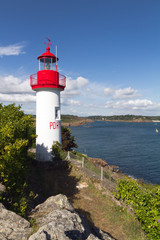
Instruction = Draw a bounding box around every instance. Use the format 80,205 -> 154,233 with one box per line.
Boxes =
0,104 -> 36,216
116,178 -> 160,239
61,126 -> 78,151
88,114 -> 160,122
61,114 -> 93,126
61,114 -> 160,125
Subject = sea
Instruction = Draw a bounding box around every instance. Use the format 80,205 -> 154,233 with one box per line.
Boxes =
70,121 -> 160,185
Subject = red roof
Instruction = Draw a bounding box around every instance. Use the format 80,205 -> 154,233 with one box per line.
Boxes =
37,46 -> 59,61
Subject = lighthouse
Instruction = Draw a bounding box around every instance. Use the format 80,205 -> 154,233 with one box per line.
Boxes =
30,42 -> 66,161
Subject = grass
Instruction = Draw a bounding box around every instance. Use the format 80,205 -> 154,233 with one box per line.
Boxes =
70,165 -> 147,240
27,151 -> 147,240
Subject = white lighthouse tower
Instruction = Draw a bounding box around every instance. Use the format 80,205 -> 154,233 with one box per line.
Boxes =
30,42 -> 66,161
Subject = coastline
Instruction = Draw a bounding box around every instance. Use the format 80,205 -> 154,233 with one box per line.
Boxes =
82,154 -> 154,185
63,119 -> 159,185
62,118 -> 94,127
62,119 -> 159,127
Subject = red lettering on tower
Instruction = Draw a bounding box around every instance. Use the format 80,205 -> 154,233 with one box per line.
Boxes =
50,122 -> 53,129
49,121 -> 60,130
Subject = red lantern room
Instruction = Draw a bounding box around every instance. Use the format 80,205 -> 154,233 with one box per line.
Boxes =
30,46 -> 66,90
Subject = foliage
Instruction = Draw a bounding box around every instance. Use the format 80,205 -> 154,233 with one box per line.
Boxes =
116,178 -> 160,239
0,103 -> 36,216
88,114 -> 160,121
61,114 -> 87,123
61,126 -> 77,151
52,141 -> 62,160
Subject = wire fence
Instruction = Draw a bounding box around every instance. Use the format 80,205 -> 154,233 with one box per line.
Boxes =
65,151 -> 116,185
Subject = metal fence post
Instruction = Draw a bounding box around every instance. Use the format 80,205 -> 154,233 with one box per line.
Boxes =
101,166 -> 103,181
66,151 -> 70,160
82,157 -> 84,168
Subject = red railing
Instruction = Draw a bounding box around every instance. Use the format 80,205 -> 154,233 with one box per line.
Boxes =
30,73 -> 37,86
30,73 -> 66,88
59,74 -> 66,88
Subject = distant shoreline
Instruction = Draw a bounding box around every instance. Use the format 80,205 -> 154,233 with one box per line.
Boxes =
61,114 -> 160,126
62,119 -> 94,127
61,119 -> 160,127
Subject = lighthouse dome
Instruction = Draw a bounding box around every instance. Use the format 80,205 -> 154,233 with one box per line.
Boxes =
37,46 -> 59,63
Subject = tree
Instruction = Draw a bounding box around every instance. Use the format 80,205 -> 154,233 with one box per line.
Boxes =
61,126 -> 77,151
0,103 -> 36,216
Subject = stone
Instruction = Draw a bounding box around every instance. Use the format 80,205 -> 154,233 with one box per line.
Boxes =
0,203 -> 31,240
0,183 -> 6,196
29,194 -> 116,240
31,194 -> 74,219
0,193 -> 116,240
76,182 -> 88,189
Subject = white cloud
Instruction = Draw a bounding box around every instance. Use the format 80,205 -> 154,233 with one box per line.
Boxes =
105,99 -> 160,112
0,75 -> 32,94
62,76 -> 89,97
114,87 -> 140,99
0,43 -> 25,57
104,87 -> 114,96
0,74 -> 35,103
61,99 -> 81,106
0,93 -> 36,102
103,87 -> 140,100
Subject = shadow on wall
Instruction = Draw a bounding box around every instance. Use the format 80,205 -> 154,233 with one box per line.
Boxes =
28,143 -> 80,207
36,143 -> 52,162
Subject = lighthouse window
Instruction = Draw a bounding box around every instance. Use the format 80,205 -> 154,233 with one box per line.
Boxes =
55,107 -> 60,120
45,62 -> 51,70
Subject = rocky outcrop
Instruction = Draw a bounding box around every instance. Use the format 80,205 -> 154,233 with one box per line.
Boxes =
88,157 -> 109,169
29,194 -> 115,240
0,193 -> 116,240
0,203 -> 31,240
0,184 -> 31,239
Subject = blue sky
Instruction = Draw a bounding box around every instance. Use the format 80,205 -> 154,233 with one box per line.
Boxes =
0,0 -> 160,116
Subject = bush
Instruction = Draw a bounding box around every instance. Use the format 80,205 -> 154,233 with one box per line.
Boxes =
52,141 -> 62,160
0,104 -> 36,216
116,178 -> 160,239
61,126 -> 77,151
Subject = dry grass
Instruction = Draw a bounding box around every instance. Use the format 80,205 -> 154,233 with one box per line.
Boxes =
28,156 -> 147,240
69,166 -> 147,240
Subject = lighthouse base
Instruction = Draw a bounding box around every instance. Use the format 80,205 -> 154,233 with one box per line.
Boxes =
36,144 -> 53,162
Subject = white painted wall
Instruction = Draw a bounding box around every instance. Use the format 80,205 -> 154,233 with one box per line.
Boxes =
35,88 -> 61,161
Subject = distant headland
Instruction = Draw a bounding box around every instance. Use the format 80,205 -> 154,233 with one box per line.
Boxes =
61,114 -> 160,126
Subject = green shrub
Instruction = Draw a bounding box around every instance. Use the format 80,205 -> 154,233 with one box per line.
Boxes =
61,126 -> 77,151
52,141 -> 62,160
0,104 -> 36,216
116,178 -> 160,239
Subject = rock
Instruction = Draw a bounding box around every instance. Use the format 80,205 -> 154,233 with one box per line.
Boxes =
31,194 -> 74,218
0,183 -> 6,196
0,193 -> 116,240
109,165 -> 120,172
87,234 -> 100,240
76,182 -> 88,189
0,203 -> 31,240
29,209 -> 103,240
88,158 -> 109,168
29,194 -> 116,240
